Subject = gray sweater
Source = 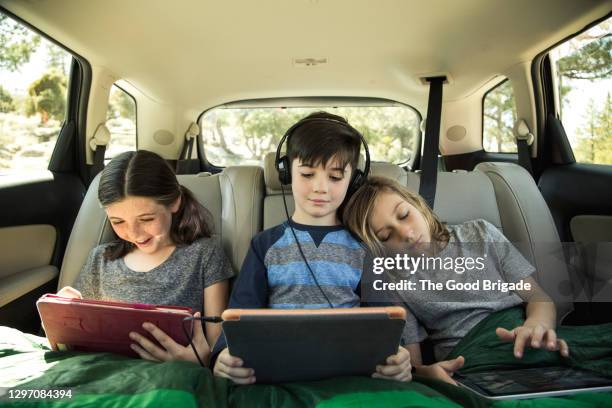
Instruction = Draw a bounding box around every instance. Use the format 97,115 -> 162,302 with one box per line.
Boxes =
399,219 -> 534,360
73,236 -> 234,312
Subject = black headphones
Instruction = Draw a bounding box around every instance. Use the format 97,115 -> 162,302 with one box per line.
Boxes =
274,117 -> 371,196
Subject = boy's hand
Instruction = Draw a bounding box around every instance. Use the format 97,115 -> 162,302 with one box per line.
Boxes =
129,312 -> 210,364
56,286 -> 83,299
372,346 -> 412,382
415,356 -> 465,385
213,347 -> 256,384
496,322 -> 569,359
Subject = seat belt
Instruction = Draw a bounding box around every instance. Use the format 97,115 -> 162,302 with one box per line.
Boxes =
176,122 -> 200,174
89,123 -> 110,181
419,76 -> 445,210
514,119 -> 534,176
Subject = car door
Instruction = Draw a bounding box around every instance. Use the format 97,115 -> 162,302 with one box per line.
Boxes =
535,17 -> 612,324
0,10 -> 90,333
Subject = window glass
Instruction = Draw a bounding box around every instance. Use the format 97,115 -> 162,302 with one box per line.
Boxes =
0,13 -> 71,175
105,84 -> 136,161
200,104 -> 420,167
551,18 -> 611,165
483,80 -> 518,153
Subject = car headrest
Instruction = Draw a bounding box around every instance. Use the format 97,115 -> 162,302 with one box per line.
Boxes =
264,152 -> 284,193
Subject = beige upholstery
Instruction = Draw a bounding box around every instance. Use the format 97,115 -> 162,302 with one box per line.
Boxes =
265,155 -> 504,231
58,166 -> 263,289
263,152 -> 295,229
0,266 -> 58,307
0,224 -> 58,307
263,152 -> 286,194
57,174 -> 114,289
371,162 -> 503,227
0,224 -> 57,280
570,215 -> 612,243
475,162 -> 572,317
218,166 -> 264,272
423,171 -> 502,228
59,153 -> 573,320
475,163 -> 554,242
370,161 -> 573,320
368,161 -> 408,185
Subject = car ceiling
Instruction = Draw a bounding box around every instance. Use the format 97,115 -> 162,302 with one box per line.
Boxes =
0,0 -> 609,113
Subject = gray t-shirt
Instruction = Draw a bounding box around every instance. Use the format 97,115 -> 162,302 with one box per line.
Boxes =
73,237 -> 234,312
400,219 -> 535,360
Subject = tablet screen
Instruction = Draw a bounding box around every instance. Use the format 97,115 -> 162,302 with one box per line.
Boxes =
456,366 -> 612,398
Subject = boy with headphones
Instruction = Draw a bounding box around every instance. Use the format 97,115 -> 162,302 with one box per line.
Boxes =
211,111 -> 413,384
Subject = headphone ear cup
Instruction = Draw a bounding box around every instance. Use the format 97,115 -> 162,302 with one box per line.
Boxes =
277,156 -> 291,185
348,169 -> 365,196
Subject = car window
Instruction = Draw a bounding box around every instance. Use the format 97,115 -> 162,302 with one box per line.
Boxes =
200,104 -> 421,167
104,84 -> 137,162
551,17 -> 611,165
0,12 -> 72,176
482,79 -> 518,153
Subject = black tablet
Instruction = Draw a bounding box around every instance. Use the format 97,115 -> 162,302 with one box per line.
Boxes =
221,306 -> 406,383
455,365 -> 612,400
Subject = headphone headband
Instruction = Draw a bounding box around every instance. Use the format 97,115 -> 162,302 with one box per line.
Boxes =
274,117 -> 371,187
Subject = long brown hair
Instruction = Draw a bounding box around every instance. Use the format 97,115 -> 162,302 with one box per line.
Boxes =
98,150 -> 213,260
343,176 -> 449,255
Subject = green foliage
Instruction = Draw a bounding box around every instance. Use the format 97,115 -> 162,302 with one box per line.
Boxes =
0,14 -> 41,71
202,107 -> 418,166
556,32 -> 611,113
574,94 -> 612,165
0,85 -> 15,113
557,34 -> 611,80
108,87 -> 136,120
335,107 -> 418,165
25,70 -> 67,123
46,43 -> 70,76
239,109 -> 302,159
556,21 -> 611,164
483,81 -> 517,152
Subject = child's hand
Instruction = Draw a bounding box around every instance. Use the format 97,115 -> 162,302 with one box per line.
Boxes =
496,323 -> 569,359
372,346 -> 412,382
56,286 -> 83,299
213,347 -> 256,384
129,312 -> 210,364
415,356 -> 465,385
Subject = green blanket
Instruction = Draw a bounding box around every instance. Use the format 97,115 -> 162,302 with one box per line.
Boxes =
1,308 -> 611,407
448,307 -> 612,377
447,306 -> 612,407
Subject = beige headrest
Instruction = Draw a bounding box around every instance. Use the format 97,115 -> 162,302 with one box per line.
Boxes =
369,162 -> 408,184
264,152 -> 283,193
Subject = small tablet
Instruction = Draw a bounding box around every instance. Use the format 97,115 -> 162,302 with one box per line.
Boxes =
221,306 -> 406,383
455,365 -> 612,400
37,294 -> 194,357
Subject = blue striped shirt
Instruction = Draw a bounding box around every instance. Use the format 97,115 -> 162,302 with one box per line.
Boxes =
211,219 -> 365,360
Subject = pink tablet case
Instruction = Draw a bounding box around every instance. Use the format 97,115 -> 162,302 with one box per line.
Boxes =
37,294 -> 194,357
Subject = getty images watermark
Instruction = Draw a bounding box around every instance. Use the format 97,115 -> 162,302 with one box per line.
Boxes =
360,242 -> 612,303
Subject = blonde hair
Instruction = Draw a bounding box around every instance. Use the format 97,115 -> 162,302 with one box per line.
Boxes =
343,176 -> 449,255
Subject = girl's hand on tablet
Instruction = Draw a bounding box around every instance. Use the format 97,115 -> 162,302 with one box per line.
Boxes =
213,347 -> 256,384
372,346 -> 412,382
56,286 -> 83,299
416,356 -> 465,385
496,323 -> 569,359
129,312 -> 211,364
